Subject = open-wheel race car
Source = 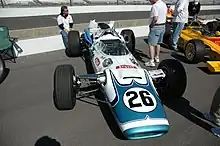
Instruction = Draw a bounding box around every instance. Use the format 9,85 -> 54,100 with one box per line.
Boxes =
53,20 -> 187,140
163,1 -> 220,72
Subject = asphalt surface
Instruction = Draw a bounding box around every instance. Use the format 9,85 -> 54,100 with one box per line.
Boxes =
1,9 -> 220,30
0,37 -> 220,146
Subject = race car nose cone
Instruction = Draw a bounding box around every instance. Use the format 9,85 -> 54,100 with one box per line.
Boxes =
123,125 -> 169,140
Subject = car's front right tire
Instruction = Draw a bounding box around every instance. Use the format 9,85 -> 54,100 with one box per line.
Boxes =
157,59 -> 187,99
53,64 -> 77,110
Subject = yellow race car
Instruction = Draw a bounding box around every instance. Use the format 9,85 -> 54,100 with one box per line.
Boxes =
164,1 -> 220,73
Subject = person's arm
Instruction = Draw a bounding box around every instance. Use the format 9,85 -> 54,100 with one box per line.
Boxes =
177,0 -> 185,13
150,6 -> 158,27
69,15 -> 74,29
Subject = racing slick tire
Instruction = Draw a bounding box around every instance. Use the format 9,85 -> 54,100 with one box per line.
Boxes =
120,29 -> 136,54
184,39 -> 206,63
53,64 -> 77,110
66,30 -> 82,58
0,55 -> 6,84
157,59 -> 187,99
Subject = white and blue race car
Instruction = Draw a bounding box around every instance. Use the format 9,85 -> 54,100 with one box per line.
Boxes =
53,20 -> 187,140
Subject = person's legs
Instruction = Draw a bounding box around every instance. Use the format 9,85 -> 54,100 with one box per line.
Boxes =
145,27 -> 159,67
154,45 -> 160,63
60,30 -> 68,49
210,86 -> 220,126
171,22 -> 185,51
155,26 -> 165,63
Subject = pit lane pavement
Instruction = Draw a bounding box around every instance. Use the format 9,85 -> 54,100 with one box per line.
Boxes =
0,37 -> 220,146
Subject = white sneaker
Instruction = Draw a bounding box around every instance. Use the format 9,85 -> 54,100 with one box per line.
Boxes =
154,56 -> 159,63
144,60 -> 155,67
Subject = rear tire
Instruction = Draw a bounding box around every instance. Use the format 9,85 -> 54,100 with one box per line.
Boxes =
0,55 -> 5,84
157,59 -> 187,99
66,30 -> 82,57
184,39 -> 206,63
120,29 -> 136,54
53,64 -> 77,110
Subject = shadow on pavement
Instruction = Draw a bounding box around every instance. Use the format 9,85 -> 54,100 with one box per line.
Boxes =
170,52 -> 194,64
133,49 -> 150,63
95,91 -> 127,140
35,136 -> 61,146
162,97 -> 216,134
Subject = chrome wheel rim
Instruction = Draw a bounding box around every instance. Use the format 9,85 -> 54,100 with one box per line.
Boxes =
185,43 -> 196,61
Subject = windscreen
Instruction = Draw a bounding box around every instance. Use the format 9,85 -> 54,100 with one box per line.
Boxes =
99,39 -> 129,56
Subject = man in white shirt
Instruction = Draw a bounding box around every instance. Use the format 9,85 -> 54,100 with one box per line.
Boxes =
172,0 -> 189,51
145,0 -> 167,67
57,5 -> 74,49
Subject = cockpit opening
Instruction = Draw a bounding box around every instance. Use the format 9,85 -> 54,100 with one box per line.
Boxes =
98,39 -> 130,56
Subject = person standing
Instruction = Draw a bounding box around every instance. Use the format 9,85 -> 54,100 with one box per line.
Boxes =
144,0 -> 167,67
204,86 -> 220,127
172,0 -> 189,51
57,5 -> 74,49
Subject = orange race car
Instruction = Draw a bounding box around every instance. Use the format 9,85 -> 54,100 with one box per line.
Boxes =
163,1 -> 220,73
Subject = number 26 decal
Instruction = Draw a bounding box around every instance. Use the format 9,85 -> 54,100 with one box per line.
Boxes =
126,90 -> 154,108
123,88 -> 157,112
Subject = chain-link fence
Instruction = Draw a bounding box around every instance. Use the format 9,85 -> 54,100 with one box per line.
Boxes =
1,0 -> 220,8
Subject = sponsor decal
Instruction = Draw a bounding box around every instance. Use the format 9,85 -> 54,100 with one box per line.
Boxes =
95,57 -> 100,66
116,65 -> 137,69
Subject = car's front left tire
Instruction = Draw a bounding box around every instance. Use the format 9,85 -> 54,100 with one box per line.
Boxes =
53,64 -> 77,110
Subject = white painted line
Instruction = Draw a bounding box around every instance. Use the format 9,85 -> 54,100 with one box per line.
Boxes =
0,5 -> 220,18
15,26 -> 149,57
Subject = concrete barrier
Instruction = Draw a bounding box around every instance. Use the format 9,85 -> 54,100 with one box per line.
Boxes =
15,25 -> 149,57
